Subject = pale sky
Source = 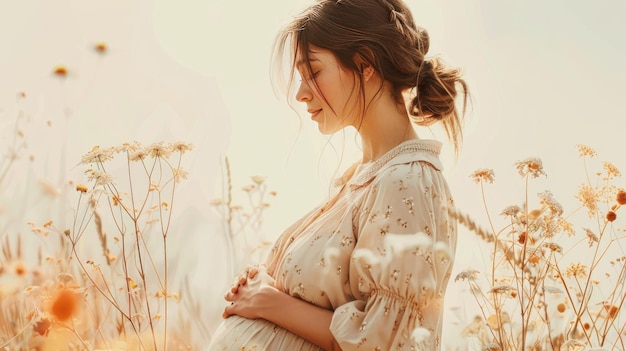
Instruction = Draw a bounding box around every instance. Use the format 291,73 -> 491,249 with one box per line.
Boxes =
1,0 -> 625,348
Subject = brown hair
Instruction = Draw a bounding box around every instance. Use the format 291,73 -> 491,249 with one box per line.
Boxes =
273,0 -> 469,155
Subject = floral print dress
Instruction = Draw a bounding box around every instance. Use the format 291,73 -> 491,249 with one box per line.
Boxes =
207,139 -> 457,351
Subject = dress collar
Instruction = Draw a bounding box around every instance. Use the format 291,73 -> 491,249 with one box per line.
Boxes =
334,139 -> 444,189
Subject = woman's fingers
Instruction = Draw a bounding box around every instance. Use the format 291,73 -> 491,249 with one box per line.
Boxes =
222,302 -> 235,319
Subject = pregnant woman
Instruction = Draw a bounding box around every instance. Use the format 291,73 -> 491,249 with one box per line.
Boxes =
207,0 -> 469,349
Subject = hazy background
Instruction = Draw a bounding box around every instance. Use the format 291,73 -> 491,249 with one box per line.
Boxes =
1,0 -> 625,348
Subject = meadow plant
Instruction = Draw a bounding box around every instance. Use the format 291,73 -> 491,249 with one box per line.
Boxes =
1,141 -> 200,350
210,157 -> 276,278
452,145 -> 626,350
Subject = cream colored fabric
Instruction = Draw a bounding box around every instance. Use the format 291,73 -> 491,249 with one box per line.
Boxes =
207,139 -> 456,351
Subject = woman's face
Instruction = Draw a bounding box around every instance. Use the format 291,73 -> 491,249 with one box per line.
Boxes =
295,46 -> 360,135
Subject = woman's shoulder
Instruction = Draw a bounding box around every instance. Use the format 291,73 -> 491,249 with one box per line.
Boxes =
349,139 -> 445,189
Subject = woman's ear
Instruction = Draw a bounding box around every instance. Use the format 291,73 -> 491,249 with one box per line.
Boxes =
353,52 -> 375,82
361,65 -> 374,82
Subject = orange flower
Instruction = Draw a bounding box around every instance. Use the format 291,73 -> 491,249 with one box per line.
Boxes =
617,189 -> 626,205
94,42 -> 108,54
557,303 -> 566,313
33,317 -> 52,336
606,211 -> 617,222
48,288 -> 79,321
53,65 -> 67,77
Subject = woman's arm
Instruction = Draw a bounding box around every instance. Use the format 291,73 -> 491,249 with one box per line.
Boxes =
223,275 -> 342,351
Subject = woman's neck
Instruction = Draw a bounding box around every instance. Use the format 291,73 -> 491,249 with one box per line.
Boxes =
357,100 -> 417,163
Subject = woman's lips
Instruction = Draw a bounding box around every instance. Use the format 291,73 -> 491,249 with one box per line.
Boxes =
308,109 -> 321,119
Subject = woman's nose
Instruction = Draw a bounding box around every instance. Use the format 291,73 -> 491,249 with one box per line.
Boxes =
296,80 -> 312,102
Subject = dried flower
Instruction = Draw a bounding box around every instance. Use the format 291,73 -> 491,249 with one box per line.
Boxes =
33,317 -> 51,336
488,284 -> 514,294
515,157 -> 546,178
602,161 -> 621,180
53,65 -> 68,77
577,144 -> 596,158
576,184 -> 599,217
455,269 -> 480,282
94,41 -> 107,54
80,145 -> 115,164
173,167 -> 189,183
470,168 -> 495,184
482,343 -> 502,351
251,175 -> 267,185
76,184 -> 88,193
85,169 -> 113,186
606,211 -> 617,222
148,142 -> 172,158
501,205 -> 522,217
541,242 -> 563,254
169,141 -> 193,154
583,227 -> 599,247
537,190 -> 563,215
48,288 -> 79,321
617,189 -> 626,205
565,262 -> 587,279
129,148 -> 148,162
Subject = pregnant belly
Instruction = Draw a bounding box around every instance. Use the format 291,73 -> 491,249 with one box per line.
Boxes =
206,315 -> 322,351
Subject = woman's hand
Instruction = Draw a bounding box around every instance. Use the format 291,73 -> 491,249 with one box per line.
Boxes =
228,265 -> 259,295
222,265 -> 276,319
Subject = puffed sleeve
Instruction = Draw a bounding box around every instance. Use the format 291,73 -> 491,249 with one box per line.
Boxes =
329,161 -> 456,350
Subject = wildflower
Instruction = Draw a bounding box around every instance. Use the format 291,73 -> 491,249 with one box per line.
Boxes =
469,168 -> 495,184
617,189 -> 626,205
501,205 -> 522,217
454,269 -> 480,282
94,41 -> 107,54
242,184 -> 256,192
558,218 -> 575,236
602,161 -> 621,180
606,211 -> 617,222
537,190 -> 563,215
15,262 -> 26,276
583,227 -> 599,247
169,141 -> 193,154
251,175 -> 267,185
576,144 -> 596,158
173,167 -> 188,183
85,169 -> 113,186
53,65 -> 68,77
127,277 -> 138,289
576,184 -> 599,217
482,343 -> 502,351
129,148 -> 148,161
557,303 -> 567,313
565,263 -> 587,279
148,142 -> 172,158
33,317 -> 52,336
80,145 -> 115,164
76,184 -> 88,193
48,288 -> 79,321
542,242 -> 563,254
488,284 -> 514,294
528,254 -> 540,264
543,286 -> 563,294
515,157 -> 546,178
